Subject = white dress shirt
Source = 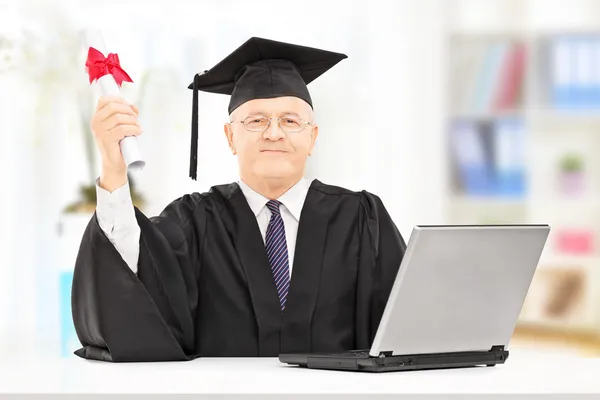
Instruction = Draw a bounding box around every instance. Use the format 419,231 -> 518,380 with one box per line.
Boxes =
237,178 -> 309,273
95,178 -> 310,275
96,178 -> 141,274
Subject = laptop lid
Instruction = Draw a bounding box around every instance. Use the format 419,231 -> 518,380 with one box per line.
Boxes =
369,225 -> 550,357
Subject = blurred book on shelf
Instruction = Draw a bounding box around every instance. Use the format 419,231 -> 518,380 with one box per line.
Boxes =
555,228 -> 595,255
449,117 -> 526,199
450,37 -> 526,115
548,34 -> 600,111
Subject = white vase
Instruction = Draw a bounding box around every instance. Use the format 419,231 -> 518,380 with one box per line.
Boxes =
559,171 -> 584,197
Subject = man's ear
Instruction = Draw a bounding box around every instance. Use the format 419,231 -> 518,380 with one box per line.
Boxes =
308,125 -> 319,156
224,123 -> 236,155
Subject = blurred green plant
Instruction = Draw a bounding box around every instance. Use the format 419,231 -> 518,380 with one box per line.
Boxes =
559,153 -> 584,173
63,174 -> 145,213
0,34 -> 17,74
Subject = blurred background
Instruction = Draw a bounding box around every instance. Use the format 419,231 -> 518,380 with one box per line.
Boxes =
1,0 -> 600,360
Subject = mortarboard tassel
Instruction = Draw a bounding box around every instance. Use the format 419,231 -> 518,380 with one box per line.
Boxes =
190,73 -> 200,180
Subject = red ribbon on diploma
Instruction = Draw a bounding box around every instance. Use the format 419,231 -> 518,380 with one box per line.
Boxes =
85,47 -> 133,87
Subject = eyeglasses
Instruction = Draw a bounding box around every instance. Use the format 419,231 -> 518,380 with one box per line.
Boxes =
230,115 -> 312,134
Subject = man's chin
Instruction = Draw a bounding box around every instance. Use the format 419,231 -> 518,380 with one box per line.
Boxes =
253,162 -> 295,179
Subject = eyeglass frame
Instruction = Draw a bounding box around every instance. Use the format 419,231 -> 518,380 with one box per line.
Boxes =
229,115 -> 314,134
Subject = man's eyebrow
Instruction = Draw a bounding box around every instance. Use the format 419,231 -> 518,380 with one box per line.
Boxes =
244,111 -> 302,117
246,111 -> 266,117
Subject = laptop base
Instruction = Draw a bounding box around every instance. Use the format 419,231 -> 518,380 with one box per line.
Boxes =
279,345 -> 508,373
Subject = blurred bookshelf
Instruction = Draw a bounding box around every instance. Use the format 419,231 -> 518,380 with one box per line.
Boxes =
446,2 -> 600,344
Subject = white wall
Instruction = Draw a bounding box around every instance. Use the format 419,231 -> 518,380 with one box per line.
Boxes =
363,0 -> 447,235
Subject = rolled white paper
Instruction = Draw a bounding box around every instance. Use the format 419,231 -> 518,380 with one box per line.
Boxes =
81,29 -> 145,171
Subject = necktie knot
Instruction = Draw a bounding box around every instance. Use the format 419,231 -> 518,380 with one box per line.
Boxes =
266,200 -> 282,216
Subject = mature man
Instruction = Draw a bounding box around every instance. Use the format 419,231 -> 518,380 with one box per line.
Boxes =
72,37 -> 406,362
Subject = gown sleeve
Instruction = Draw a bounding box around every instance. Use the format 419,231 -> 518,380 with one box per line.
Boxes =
355,191 -> 407,349
71,194 -> 205,362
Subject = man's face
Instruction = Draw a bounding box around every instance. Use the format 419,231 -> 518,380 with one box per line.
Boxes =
224,96 -> 318,180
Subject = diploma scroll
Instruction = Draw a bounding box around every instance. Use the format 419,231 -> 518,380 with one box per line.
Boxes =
81,29 -> 145,172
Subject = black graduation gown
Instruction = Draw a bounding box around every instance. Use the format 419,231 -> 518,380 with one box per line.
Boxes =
71,179 -> 407,362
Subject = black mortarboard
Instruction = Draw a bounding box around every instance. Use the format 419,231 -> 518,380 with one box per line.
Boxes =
186,37 -> 348,180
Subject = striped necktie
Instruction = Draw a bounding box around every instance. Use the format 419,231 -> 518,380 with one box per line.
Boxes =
265,200 -> 290,310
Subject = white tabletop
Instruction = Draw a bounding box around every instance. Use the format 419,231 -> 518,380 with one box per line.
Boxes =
1,348 -> 598,397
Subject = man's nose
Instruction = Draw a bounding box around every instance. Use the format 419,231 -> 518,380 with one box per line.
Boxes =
264,119 -> 284,140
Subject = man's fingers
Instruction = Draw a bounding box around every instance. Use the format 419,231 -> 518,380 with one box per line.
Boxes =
107,124 -> 143,140
131,104 -> 139,115
100,114 -> 140,131
96,102 -> 138,123
96,95 -> 129,111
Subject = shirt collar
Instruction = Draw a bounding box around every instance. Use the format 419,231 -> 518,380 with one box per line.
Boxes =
237,178 -> 310,222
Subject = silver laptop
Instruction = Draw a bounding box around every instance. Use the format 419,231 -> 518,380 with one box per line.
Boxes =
279,224 -> 551,372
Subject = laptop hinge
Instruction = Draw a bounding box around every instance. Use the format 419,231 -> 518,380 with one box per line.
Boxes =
378,346 -> 505,358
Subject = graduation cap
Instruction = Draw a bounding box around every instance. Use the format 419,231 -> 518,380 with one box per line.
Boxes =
187,37 -> 348,180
